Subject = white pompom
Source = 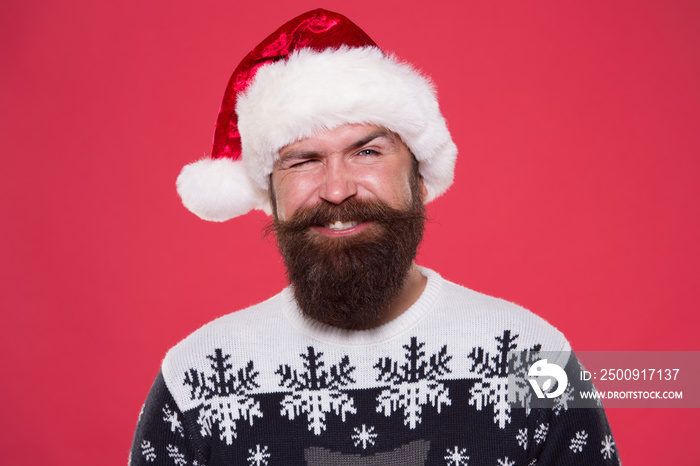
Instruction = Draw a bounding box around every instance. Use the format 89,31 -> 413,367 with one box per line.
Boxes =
176,158 -> 264,222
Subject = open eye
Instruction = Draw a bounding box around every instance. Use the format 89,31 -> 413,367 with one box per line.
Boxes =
358,149 -> 379,156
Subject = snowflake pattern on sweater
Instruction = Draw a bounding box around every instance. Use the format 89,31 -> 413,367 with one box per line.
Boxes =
182,348 -> 262,445
130,269 -> 621,465
374,337 -> 452,429
276,346 -> 357,434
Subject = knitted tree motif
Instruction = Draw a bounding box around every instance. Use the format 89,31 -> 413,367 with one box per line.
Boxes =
467,330 -> 540,429
569,430 -> 588,453
533,422 -> 550,445
162,404 -> 184,438
182,348 -> 262,445
140,440 -> 156,462
505,340 -> 542,416
552,385 -> 575,415
276,346 -> 357,435
166,444 -> 187,466
375,337 -> 452,429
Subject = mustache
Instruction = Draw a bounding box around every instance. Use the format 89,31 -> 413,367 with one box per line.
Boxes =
270,198 -> 425,236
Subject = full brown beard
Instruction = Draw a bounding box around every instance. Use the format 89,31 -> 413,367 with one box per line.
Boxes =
270,174 -> 425,329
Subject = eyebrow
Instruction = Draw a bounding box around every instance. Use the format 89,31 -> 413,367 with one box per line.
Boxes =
278,129 -> 396,163
344,129 -> 396,152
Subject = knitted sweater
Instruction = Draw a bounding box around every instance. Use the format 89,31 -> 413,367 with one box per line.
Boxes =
130,268 -> 620,465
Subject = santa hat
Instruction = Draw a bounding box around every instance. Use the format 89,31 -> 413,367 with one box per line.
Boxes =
176,9 -> 457,222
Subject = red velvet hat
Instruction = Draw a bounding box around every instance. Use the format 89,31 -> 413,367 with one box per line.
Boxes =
177,9 -> 457,221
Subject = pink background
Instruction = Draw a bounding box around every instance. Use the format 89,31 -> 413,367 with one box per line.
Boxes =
2,1 -> 698,464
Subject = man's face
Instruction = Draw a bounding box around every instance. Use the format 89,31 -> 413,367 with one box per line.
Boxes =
270,124 -> 427,329
272,123 -> 424,224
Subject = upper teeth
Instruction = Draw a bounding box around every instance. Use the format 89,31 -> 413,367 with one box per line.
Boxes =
326,220 -> 359,230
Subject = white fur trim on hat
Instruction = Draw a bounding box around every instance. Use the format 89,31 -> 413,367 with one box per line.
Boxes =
176,158 -> 268,222
236,46 -> 457,204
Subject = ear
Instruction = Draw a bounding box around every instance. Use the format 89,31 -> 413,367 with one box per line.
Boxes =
420,177 -> 428,203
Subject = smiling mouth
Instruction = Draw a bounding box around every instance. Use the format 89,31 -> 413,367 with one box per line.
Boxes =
325,220 -> 361,231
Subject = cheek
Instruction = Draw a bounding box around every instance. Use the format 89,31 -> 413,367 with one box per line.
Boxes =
360,168 -> 413,206
273,175 -> 319,221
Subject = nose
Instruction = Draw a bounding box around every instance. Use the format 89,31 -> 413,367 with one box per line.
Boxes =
319,157 -> 357,204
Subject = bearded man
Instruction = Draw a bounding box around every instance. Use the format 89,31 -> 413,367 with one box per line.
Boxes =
131,9 -> 619,466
